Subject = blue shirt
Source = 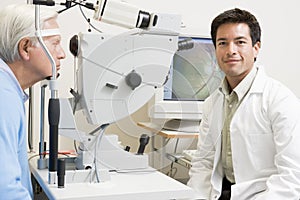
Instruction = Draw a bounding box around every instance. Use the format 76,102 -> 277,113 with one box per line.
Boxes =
0,59 -> 33,199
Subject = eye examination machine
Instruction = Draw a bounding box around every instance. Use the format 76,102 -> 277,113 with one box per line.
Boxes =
60,7 -> 180,171
30,0 -> 196,199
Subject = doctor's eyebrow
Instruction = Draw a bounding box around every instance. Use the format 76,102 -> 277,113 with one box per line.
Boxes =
217,36 -> 248,42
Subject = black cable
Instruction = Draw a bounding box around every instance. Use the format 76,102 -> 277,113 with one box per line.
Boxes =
57,3 -> 77,14
78,1 -> 102,33
58,0 -> 103,33
72,0 -> 95,10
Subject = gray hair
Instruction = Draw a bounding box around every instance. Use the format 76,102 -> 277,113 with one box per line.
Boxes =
0,4 -> 58,63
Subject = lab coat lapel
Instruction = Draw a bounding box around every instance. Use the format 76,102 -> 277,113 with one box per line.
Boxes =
209,90 -> 224,195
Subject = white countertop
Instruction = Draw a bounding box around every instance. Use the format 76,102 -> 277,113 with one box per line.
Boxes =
30,157 -> 195,200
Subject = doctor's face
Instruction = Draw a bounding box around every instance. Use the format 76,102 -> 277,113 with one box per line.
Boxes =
215,23 -> 260,88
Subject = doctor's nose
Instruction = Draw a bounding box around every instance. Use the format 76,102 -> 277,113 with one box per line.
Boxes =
226,42 -> 238,56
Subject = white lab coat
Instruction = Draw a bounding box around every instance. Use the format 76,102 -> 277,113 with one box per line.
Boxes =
188,66 -> 300,200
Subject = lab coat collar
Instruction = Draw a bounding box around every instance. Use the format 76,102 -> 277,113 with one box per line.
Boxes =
220,66 -> 257,101
248,65 -> 267,94
218,65 -> 266,95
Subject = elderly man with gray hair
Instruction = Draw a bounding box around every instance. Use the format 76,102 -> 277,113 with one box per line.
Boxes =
0,4 -> 65,199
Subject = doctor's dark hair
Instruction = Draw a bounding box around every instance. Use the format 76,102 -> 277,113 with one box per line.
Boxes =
210,8 -> 261,47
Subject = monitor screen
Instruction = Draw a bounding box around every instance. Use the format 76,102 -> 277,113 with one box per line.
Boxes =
164,36 -> 223,101
149,35 -> 224,122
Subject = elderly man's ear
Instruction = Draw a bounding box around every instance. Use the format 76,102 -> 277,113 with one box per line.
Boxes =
18,38 -> 32,60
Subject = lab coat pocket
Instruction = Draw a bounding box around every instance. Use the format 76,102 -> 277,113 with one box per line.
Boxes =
247,133 -> 275,170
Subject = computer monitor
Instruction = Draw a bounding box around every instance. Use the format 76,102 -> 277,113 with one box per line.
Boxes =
148,35 -> 224,130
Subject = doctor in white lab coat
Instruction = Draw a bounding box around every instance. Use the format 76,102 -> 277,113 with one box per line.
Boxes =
188,8 -> 300,200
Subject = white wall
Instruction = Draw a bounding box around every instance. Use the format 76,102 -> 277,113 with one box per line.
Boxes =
1,0 -> 300,158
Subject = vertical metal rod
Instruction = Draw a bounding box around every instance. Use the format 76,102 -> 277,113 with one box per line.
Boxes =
39,84 -> 47,159
37,83 -> 48,169
28,87 -> 34,152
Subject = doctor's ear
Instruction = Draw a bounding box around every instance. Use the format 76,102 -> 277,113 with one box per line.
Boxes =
18,37 -> 32,60
253,41 -> 261,62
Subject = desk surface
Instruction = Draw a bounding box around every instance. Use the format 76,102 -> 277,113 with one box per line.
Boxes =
30,158 -> 195,200
137,122 -> 199,138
